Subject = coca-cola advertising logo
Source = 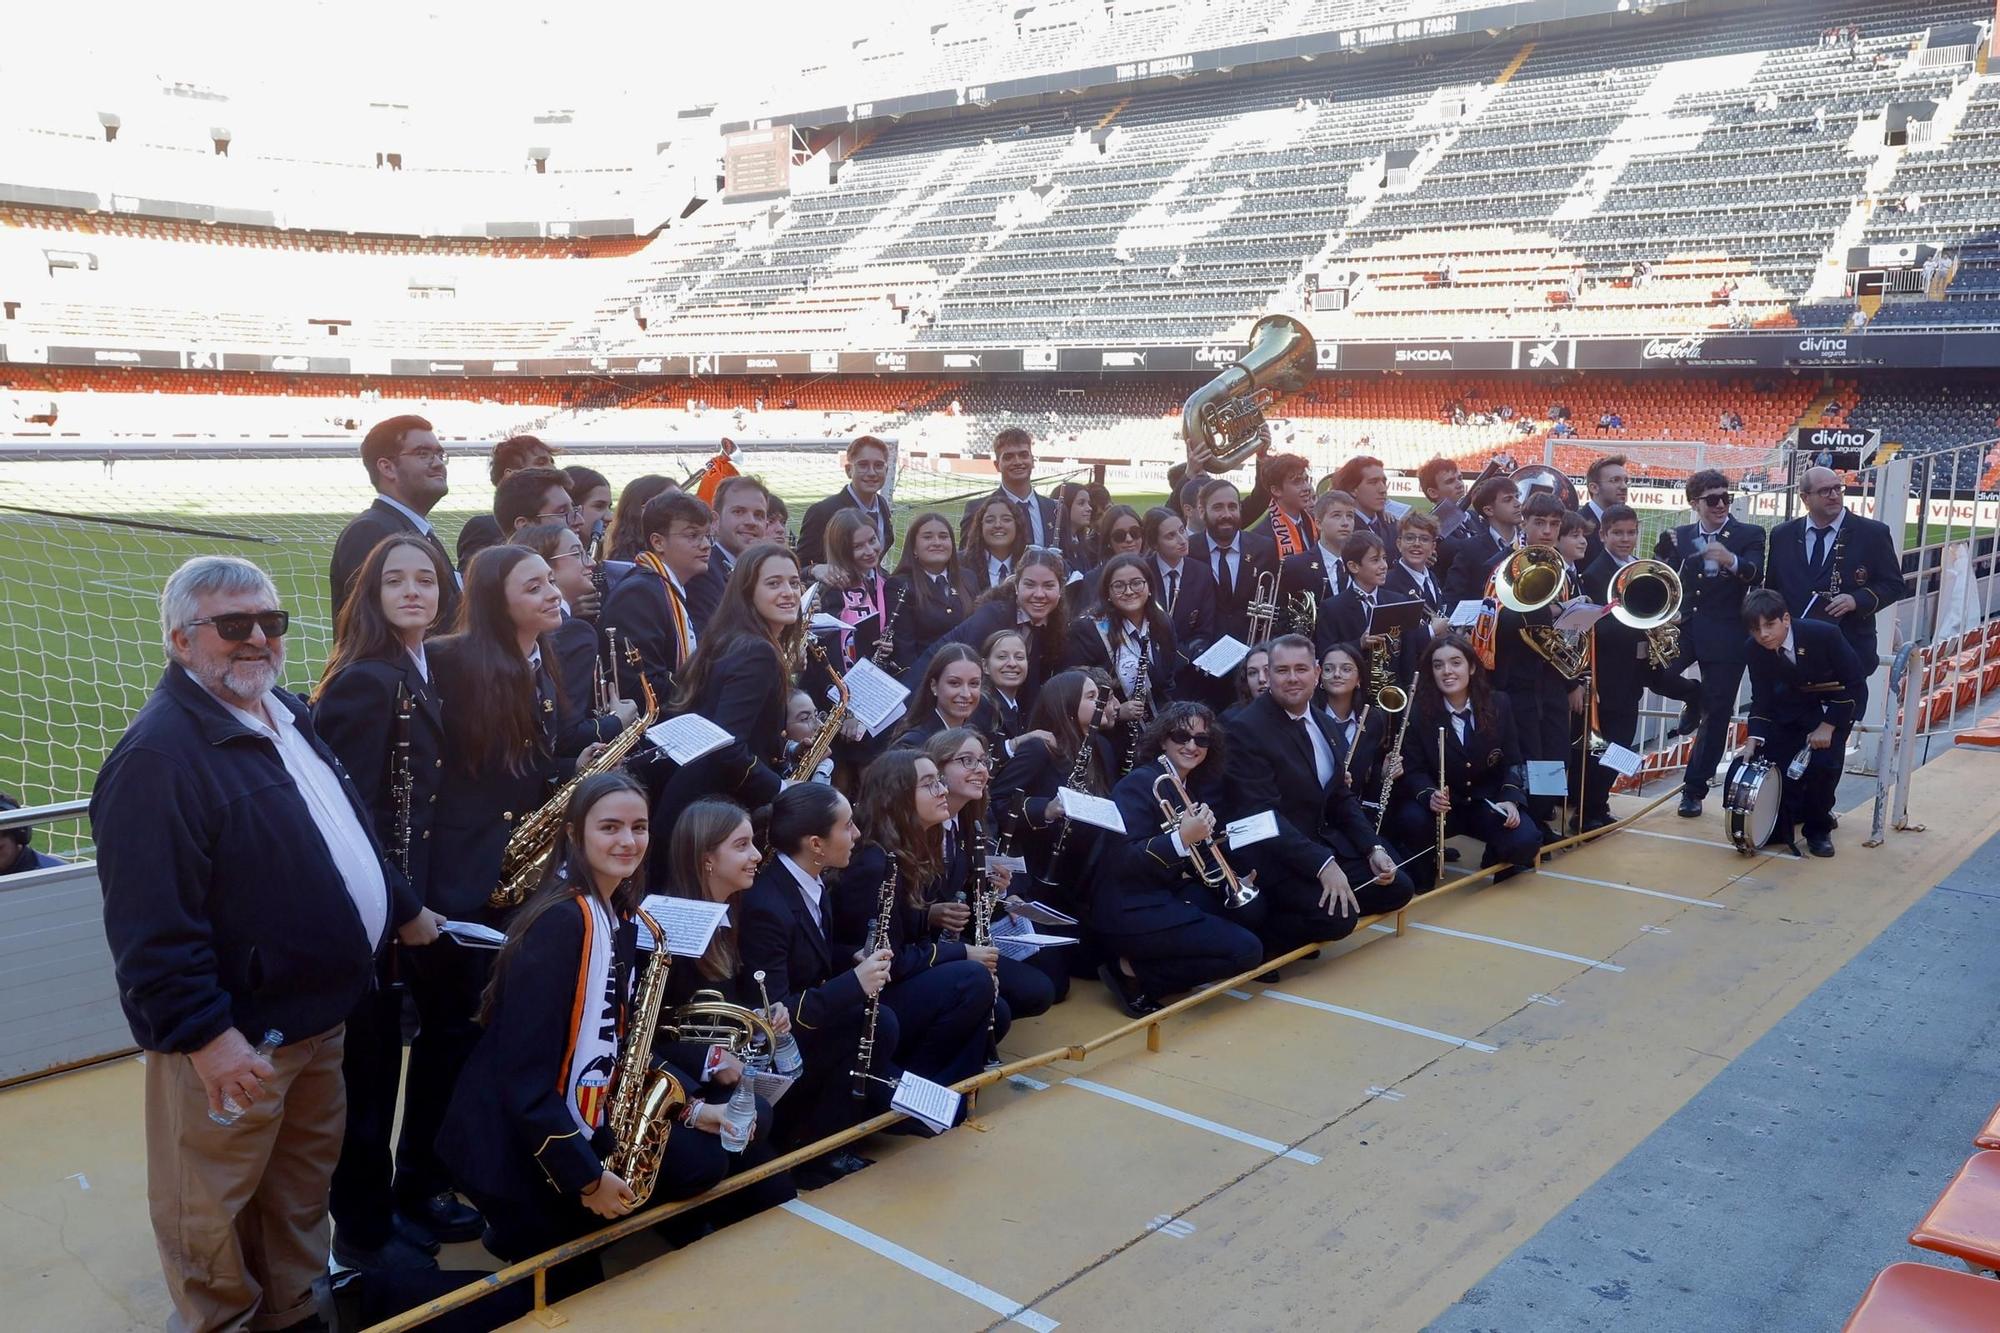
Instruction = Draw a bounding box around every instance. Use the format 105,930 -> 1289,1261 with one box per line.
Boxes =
1641,336 -> 1706,362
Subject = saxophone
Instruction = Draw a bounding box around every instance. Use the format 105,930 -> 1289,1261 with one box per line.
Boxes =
489,675 -> 659,911
791,633 -> 851,782
605,906 -> 689,1207
852,864 -> 899,1099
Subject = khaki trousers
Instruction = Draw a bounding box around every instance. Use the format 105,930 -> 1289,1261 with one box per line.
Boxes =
145,1025 -> 346,1333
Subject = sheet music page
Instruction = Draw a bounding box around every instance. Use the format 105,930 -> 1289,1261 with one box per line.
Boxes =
1224,810 -> 1278,848
1058,788 -> 1127,833
1193,635 -> 1252,677
1526,760 -> 1570,796
636,895 -> 730,957
645,713 -> 734,765
891,1071 -> 963,1135
839,658 -> 912,735
1008,932 -> 1079,948
990,912 -> 1042,960
742,1068 -> 795,1107
1010,900 -> 1078,926
1553,599 -> 1610,633
1599,742 -> 1643,778
439,919 -> 506,949
1450,600 -> 1484,628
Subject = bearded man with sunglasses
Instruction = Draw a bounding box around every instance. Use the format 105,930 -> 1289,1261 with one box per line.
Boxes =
1654,469 -> 1767,818
94,556 -> 434,1332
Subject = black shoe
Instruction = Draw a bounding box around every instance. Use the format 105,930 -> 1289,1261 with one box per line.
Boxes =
1674,699 -> 1703,738
391,1210 -> 440,1256
1807,835 -> 1836,858
332,1229 -> 438,1274
1582,813 -> 1616,833
1444,846 -> 1461,862
1255,969 -> 1281,983
1677,794 -> 1703,818
796,1150 -> 874,1190
1098,961 -> 1161,1019
1490,865 -> 1526,884
397,1191 -> 483,1244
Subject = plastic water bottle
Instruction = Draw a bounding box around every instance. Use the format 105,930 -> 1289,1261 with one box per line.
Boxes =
719,1078 -> 756,1154
1786,748 -> 1810,781
771,1027 -> 803,1077
209,1028 -> 284,1126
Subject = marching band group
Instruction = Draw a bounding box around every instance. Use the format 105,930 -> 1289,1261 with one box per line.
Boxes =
93,413 -> 1904,1331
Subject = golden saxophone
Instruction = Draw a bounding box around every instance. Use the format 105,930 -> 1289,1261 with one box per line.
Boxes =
606,906 -> 689,1207
490,675 -> 659,911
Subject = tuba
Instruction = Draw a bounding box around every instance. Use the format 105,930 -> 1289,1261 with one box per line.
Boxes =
490,675 -> 660,911
606,907 -> 689,1206
1180,314 -> 1316,474
1609,557 -> 1683,670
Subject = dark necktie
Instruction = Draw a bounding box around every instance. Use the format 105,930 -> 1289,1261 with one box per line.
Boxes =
1214,548 -> 1235,603
1452,708 -> 1472,745
1015,499 -> 1035,546
995,560 -> 1009,583
1810,526 -> 1830,570
1165,569 -> 1179,611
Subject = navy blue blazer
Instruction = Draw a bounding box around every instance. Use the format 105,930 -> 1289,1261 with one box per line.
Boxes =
737,859 -> 865,1036
312,652 -> 445,897
1763,513 -> 1903,669
1149,557 -> 1218,685
328,496 -> 461,630
959,487 -> 1061,549
1099,765 -> 1215,938
1746,617 -> 1863,742
94,669 -> 417,1053
1218,691 -> 1381,880
1188,529 -> 1280,644
1654,517 -> 1766,665
601,561 -> 696,704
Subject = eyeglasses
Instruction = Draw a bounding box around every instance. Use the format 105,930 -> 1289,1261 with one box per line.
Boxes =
1400,533 -> 1437,545
549,550 -> 586,566
946,753 -> 990,771
918,776 -> 950,794
536,504 -> 580,521
1697,492 -> 1733,508
189,611 -> 290,641
398,446 -> 447,463
1108,579 -> 1150,596
1164,730 -> 1213,748
1806,484 -> 1845,499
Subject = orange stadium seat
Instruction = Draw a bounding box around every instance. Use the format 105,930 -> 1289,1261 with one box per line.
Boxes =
1909,1153 -> 2000,1272
1979,1104 -> 2000,1152
1843,1262 -> 2000,1332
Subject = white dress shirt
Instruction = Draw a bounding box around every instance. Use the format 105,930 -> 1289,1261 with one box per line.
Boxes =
1001,485 -> 1045,546
407,644 -> 429,683
1284,703 -> 1336,787
197,672 -> 389,948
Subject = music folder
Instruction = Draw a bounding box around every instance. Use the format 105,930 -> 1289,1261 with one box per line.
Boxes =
1367,598 -> 1428,635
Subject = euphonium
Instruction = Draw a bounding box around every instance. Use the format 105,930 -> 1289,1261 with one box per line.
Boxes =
606,906 -> 689,1207
1152,755 -> 1258,909
1180,314 -> 1316,473
1493,546 -> 1588,679
490,675 -> 659,911
1244,569 -> 1280,644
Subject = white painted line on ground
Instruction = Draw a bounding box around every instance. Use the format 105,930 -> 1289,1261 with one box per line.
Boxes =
1640,924 -> 1672,935
1535,868 -> 1731,910
1061,1077 -> 1322,1163
1146,1215 -> 1197,1238
1527,993 -> 1564,1007
781,1200 -> 1059,1331
64,1172 -> 90,1191
1223,989 -> 1254,1000
1259,989 -> 1501,1053
1008,1074 -> 1051,1092
1365,1085 -> 1407,1101
1383,919 -> 1626,971
1623,827 -> 1742,853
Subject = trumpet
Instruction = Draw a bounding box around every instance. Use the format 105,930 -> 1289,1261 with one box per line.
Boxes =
1152,755 -> 1257,909
1244,569 -> 1280,644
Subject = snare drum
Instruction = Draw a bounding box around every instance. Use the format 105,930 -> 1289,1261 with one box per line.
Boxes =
1722,755 -> 1783,855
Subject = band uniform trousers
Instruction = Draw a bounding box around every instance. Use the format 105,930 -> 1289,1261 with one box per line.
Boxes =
782,1004 -> 900,1150
394,937 -> 493,1210
328,968 -> 404,1249
1389,798 -> 1543,894
1762,722 -> 1850,844
145,1025 -> 346,1333
1505,675 -> 1571,824
1248,851 -> 1414,955
1100,911 -> 1262,999
884,959 -> 1010,1089
1684,660 -> 1747,800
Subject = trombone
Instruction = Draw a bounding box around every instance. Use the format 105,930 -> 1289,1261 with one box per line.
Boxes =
1153,756 -> 1257,909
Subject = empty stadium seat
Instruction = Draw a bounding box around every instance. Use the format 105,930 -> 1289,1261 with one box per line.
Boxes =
1843,1262 -> 2000,1332
1909,1152 -> 2000,1273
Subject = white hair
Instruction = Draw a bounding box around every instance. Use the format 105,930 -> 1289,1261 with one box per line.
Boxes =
159,556 -> 278,659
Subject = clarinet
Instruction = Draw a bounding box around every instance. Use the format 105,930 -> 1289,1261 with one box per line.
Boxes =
969,811 -> 1000,1061
1041,697 -> 1107,889
1121,647 -> 1152,776
852,864 -> 899,1100
873,580 -> 907,666
391,683 -> 414,878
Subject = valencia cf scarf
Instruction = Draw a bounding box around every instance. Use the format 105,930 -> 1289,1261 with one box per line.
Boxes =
559,895 -> 621,1136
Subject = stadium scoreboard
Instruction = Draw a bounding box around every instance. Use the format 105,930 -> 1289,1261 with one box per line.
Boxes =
725,127 -> 791,201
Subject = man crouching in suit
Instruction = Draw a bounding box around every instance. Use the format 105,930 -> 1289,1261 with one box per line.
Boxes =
1740,588 -> 1863,858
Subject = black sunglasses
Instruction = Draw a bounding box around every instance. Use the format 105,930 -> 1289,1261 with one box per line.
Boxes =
189,611 -> 290,641
1697,492 -> 1733,507
1164,730 -> 1213,748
